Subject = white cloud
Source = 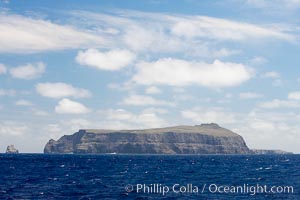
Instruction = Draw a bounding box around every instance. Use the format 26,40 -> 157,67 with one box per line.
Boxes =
171,16 -> 293,41
104,108 -> 168,123
173,94 -> 197,102
70,10 -> 294,57
99,108 -> 168,129
55,98 -> 90,114
44,124 -> 63,137
0,13 -> 104,53
121,94 -> 173,106
36,82 -> 91,99
232,110 -> 300,153
15,99 -> 33,106
181,108 -> 237,124
250,56 -> 267,65
105,109 -> 134,121
0,89 -> 16,96
132,58 -> 254,88
65,118 -> 92,130
262,71 -> 280,78
239,92 -> 263,99
261,71 -> 282,86
145,86 -> 161,94
107,82 -> 135,91
122,23 -> 184,53
9,62 -> 45,79
76,48 -> 136,71
41,119 -> 93,140
258,99 -> 300,109
136,112 -> 168,128
288,91 -> 300,100
248,119 -> 275,131
211,48 -> 241,57
0,121 -> 29,136
0,64 -> 7,75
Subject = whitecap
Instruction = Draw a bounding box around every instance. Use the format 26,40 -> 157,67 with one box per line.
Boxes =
264,167 -> 272,170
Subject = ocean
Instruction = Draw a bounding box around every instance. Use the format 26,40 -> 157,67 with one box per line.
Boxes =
0,154 -> 299,199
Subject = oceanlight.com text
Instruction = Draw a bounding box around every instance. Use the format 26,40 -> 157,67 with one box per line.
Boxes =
125,183 -> 294,196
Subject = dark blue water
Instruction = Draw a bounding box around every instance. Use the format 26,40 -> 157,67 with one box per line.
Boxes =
0,154 -> 299,199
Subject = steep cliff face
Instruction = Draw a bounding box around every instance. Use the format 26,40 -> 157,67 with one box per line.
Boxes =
44,123 -> 251,154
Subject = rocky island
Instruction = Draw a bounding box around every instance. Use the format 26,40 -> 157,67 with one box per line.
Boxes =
44,123 -> 252,154
6,145 -> 19,154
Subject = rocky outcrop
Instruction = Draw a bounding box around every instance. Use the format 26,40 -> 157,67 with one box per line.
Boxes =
6,145 -> 19,154
44,123 -> 251,154
251,149 -> 293,154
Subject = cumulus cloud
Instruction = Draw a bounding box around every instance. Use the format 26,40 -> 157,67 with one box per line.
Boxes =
36,82 -> 91,99
0,64 -> 7,75
0,13 -> 104,53
239,92 -> 263,99
121,94 -> 173,106
132,58 -> 254,88
9,62 -> 45,79
76,49 -> 136,71
55,98 -> 90,114
145,86 -> 161,94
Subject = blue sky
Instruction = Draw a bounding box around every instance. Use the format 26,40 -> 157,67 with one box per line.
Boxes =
0,0 -> 300,153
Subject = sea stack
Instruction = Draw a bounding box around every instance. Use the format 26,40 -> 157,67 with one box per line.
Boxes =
6,145 -> 19,154
44,123 -> 251,154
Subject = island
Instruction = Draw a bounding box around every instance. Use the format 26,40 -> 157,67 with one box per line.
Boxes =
44,123 -> 253,154
6,145 -> 19,154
